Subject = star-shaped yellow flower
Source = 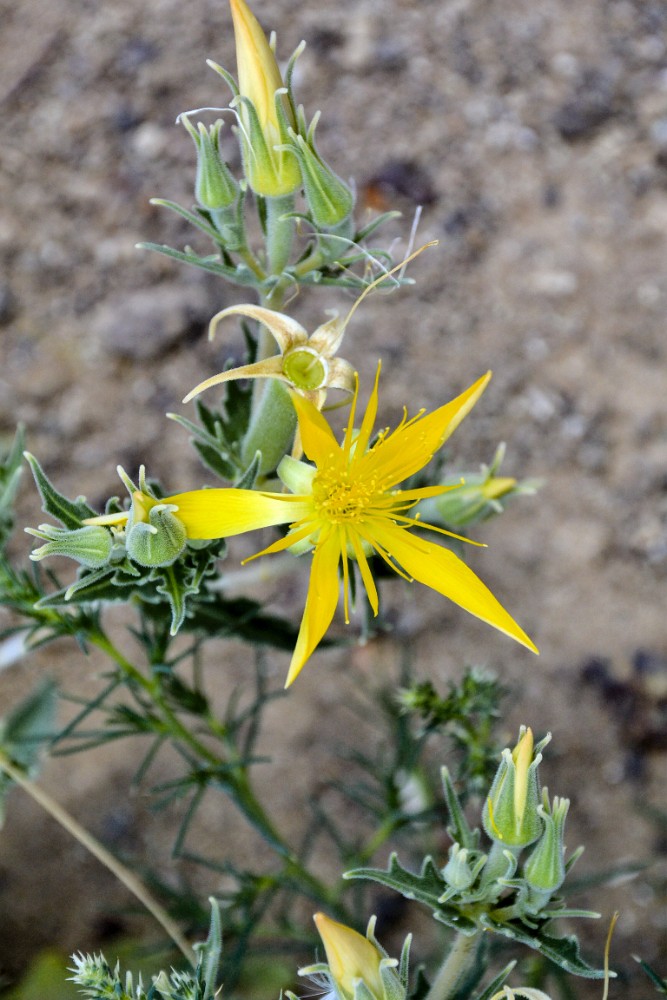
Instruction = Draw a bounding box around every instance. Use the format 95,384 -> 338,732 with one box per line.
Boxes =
164,369 -> 538,686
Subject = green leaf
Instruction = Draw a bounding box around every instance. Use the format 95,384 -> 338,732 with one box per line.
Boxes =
137,242 -> 256,285
347,855 -> 608,978
344,853 -> 475,926
24,453 -> 97,529
149,198 -> 228,244
234,451 -> 260,490
441,766 -> 479,850
478,913 -> 608,979
0,679 -> 56,770
636,957 -> 667,995
471,962 -> 516,1000
0,426 -> 25,545
194,898 -> 223,1000
35,568 -> 136,607
169,378 -> 253,483
178,594 -> 305,651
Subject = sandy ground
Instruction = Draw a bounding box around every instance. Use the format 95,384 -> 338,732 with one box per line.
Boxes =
1,0 -> 666,997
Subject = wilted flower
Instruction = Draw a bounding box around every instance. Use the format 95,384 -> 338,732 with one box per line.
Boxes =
184,243 -> 439,413
183,303 -> 355,409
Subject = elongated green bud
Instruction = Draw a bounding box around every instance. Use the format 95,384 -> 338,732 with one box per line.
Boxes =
524,793 -> 569,894
26,524 -> 113,568
483,727 -> 550,847
288,123 -> 354,228
182,116 -> 238,211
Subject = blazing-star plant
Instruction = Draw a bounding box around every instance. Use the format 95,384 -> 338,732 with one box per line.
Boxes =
0,0 -> 653,998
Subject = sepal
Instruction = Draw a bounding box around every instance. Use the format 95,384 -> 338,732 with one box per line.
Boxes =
287,117 -> 355,228
181,115 -> 239,212
126,503 -> 187,568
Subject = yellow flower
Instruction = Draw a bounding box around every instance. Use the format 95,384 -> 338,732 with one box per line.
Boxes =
312,913 -> 386,1000
163,369 -> 538,686
225,0 -> 301,196
183,303 -> 355,409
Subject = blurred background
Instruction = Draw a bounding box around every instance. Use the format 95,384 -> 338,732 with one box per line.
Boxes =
0,0 -> 666,996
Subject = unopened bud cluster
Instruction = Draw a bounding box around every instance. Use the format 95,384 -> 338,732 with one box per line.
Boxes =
440,727 -> 578,921
186,0 -> 353,235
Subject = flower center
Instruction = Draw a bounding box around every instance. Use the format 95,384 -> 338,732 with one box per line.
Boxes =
312,468 -> 376,523
283,347 -> 328,391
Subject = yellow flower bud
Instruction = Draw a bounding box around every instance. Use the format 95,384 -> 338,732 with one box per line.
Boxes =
228,0 -> 300,196
483,726 -> 549,847
314,913 -> 385,1000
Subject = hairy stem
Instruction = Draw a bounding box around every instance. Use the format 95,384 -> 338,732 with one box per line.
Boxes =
424,932 -> 479,1000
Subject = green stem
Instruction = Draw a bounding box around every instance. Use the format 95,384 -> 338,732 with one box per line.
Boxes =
89,627 -> 342,915
241,377 -> 296,476
0,750 -> 196,966
265,194 -> 295,284
424,932 -> 479,1000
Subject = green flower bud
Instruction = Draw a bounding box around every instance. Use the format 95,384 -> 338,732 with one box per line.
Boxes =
442,843 -> 486,892
524,793 -> 569,895
126,502 -> 187,567
26,524 -> 113,568
482,727 -> 550,847
434,474 -> 517,528
182,116 -> 238,211
288,119 -> 354,228
425,444 -> 540,529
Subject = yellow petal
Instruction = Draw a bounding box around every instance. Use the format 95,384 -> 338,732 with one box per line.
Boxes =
285,528 -> 341,686
164,488 -> 309,539
291,392 -> 342,467
313,913 -> 384,1000
229,0 -> 285,130
352,363 -> 381,458
364,372 -> 491,488
82,511 -> 130,527
208,304 -> 307,353
348,529 -> 379,615
371,523 -> 538,654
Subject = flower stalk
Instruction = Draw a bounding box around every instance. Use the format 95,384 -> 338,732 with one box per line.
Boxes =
424,932 -> 479,1000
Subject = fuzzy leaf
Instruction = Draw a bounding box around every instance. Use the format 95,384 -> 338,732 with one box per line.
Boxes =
178,594 -> 305,651
478,913 -> 608,979
471,962 -> 516,1000
0,426 -> 25,544
24,453 -> 97,529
